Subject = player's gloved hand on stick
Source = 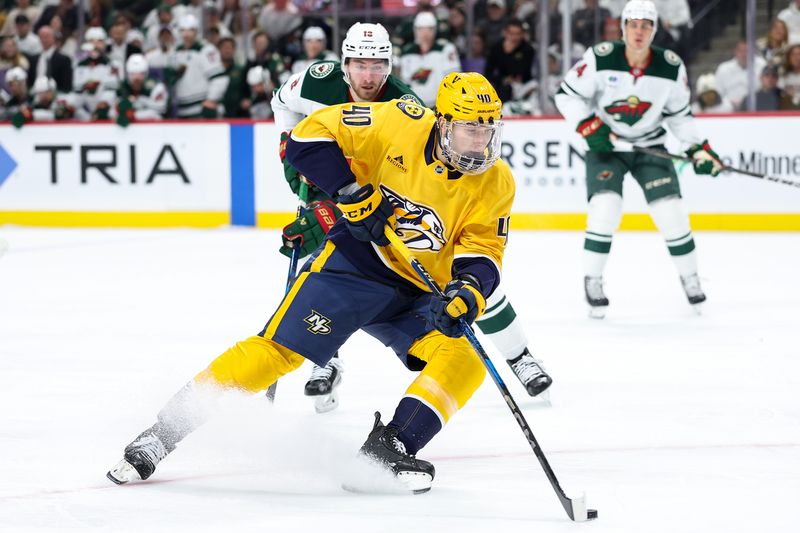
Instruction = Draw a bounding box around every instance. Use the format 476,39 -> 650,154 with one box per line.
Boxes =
279,131 -> 329,204
336,183 -> 395,246
685,140 -> 723,177
577,114 -> 614,152
280,200 -> 342,259
429,277 -> 486,338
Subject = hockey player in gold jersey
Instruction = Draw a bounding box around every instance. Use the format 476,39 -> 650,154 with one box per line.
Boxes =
107,73 -> 512,494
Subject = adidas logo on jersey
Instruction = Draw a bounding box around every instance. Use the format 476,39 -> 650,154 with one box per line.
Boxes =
305,311 -> 332,335
386,154 -> 408,173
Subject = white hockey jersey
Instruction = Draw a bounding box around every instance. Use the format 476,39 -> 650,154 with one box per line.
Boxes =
555,41 -> 702,148
168,40 -> 229,117
73,54 -> 122,118
398,39 -> 461,107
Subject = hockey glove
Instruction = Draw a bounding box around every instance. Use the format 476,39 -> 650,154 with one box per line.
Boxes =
686,140 -> 723,177
337,183 -> 395,246
279,200 -> 342,259
429,278 -> 487,338
577,114 -> 614,152
279,131 -> 328,203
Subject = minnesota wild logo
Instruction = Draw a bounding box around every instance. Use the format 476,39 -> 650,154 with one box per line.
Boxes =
604,96 -> 652,126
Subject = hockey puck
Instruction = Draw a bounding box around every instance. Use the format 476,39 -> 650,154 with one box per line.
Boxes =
588,509 -> 598,519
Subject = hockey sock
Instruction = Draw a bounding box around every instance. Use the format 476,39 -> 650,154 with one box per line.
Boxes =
387,397 -> 443,455
583,192 -> 623,277
474,288 -> 528,360
648,196 -> 699,278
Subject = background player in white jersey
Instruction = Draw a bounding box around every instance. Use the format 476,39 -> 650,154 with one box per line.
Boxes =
290,26 -> 339,75
73,27 -> 121,121
555,0 -> 723,318
272,22 -> 552,412
112,54 -> 168,127
398,11 -> 461,107
168,14 -> 229,118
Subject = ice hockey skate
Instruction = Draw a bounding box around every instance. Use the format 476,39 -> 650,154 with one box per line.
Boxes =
681,273 -> 706,313
507,349 -> 553,401
107,425 -> 173,484
584,276 -> 609,318
304,354 -> 343,413
344,412 -> 435,495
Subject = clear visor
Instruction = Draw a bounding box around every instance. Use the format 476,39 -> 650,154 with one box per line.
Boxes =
346,60 -> 391,76
440,120 -> 503,175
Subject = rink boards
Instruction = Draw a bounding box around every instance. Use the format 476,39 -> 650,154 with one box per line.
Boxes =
1,114 -> 798,230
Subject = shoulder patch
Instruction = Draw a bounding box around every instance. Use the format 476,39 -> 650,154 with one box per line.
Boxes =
396,100 -> 425,120
664,49 -> 682,66
308,61 -> 336,79
399,93 -> 423,106
593,42 -> 614,57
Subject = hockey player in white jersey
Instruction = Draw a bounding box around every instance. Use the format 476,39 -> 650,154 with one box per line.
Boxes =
555,0 -> 723,317
272,22 -> 552,411
398,11 -> 461,107
112,54 -> 168,126
73,26 -> 121,121
168,14 -> 229,118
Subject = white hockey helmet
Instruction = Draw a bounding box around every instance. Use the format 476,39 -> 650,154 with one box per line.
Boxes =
32,75 -> 56,93
177,14 -> 200,32
246,65 -> 270,86
621,0 -> 658,43
413,11 -> 437,29
341,22 -> 392,88
85,26 -> 108,43
126,54 -> 149,76
5,66 -> 27,85
695,73 -> 717,95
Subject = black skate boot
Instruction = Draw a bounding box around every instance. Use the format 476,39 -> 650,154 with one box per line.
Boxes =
507,349 -> 553,397
681,273 -> 707,309
304,353 -> 343,413
107,424 -> 175,484
357,412 -> 435,494
584,276 -> 609,318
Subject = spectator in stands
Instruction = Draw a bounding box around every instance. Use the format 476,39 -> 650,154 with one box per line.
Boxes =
778,0 -> 800,44
779,43 -> 800,109
748,64 -> 790,111
246,30 -> 290,88
0,35 -> 30,71
145,4 -> 175,52
291,26 -> 338,74
480,0 -> 509,50
73,26 -> 120,121
142,0 -> 180,37
13,14 -> 41,55
573,0 -> 612,48
715,39 -> 767,109
146,25 -> 176,69
168,14 -> 229,119
398,11 -> 460,107
107,15 -> 142,65
447,4 -> 468,58
461,30 -> 487,74
34,0 -> 81,40
47,14 -> 78,58
27,25 -> 72,93
218,36 -> 246,118
652,0 -> 691,59
113,54 -> 168,126
1,0 -> 42,38
602,17 -> 622,41
258,0 -> 301,45
245,65 -> 273,119
691,73 -> 734,114
485,18 -> 534,103
757,19 -> 790,67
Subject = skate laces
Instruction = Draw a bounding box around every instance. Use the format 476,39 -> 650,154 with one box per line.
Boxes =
585,277 -> 606,299
391,435 -> 408,456
129,432 -> 168,464
511,354 -> 547,383
309,362 -> 334,382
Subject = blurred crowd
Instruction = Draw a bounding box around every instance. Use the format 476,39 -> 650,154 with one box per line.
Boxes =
1,0 -> 799,127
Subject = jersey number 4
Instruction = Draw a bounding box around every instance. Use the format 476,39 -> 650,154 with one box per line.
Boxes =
342,105 -> 372,127
497,216 -> 510,245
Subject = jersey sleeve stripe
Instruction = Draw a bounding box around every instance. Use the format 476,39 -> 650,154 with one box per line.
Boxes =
662,104 -> 691,118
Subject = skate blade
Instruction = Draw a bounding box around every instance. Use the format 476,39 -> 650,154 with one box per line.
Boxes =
691,302 -> 704,315
533,389 -> 552,407
588,306 -> 607,319
314,390 -> 339,414
106,459 -> 142,485
341,471 -> 432,495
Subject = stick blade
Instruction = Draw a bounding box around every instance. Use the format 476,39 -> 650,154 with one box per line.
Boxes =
565,492 -> 598,522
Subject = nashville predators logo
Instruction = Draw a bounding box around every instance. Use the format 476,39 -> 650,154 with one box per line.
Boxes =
304,310 -> 332,335
380,185 -> 446,251
604,96 -> 652,126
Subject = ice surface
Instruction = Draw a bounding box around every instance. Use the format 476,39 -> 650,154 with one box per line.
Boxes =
0,227 -> 798,532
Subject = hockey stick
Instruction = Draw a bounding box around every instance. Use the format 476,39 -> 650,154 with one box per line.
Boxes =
265,181 -> 310,402
614,140 -> 800,189
383,227 -> 597,522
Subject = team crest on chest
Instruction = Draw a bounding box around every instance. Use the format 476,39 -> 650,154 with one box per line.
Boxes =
380,185 -> 446,251
604,96 -> 652,126
309,61 -> 335,79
